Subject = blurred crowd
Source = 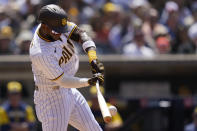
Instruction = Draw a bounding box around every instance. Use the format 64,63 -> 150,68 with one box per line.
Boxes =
0,81 -> 36,131
0,0 -> 197,56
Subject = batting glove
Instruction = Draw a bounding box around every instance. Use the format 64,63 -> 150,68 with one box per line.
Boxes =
88,73 -> 104,86
90,59 -> 104,74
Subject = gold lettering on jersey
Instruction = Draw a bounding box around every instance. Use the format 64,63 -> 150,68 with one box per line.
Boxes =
59,57 -> 64,66
59,45 -> 74,66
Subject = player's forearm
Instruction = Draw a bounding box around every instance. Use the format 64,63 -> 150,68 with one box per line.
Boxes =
55,73 -> 89,88
86,47 -> 97,63
79,31 -> 98,63
70,27 -> 102,74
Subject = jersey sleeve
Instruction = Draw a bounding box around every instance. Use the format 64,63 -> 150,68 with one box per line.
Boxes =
0,107 -> 9,125
26,106 -> 36,123
65,21 -> 77,40
33,54 -> 64,81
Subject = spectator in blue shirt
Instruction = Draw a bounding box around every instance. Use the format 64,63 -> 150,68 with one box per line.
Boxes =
0,81 -> 35,131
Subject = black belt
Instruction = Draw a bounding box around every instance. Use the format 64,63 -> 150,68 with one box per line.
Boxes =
35,86 -> 59,91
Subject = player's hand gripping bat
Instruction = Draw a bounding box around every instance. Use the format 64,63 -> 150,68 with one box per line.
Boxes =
96,80 -> 112,123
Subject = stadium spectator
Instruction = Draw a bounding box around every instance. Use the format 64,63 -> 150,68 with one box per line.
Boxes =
0,0 -> 197,54
160,1 -> 180,53
184,107 -> 197,131
90,2 -> 122,54
82,0 -> 106,9
129,0 -> 150,22
0,26 -> 14,54
15,30 -> 33,54
0,81 -> 35,131
123,27 -> 155,57
142,8 -> 164,52
90,14 -> 109,52
0,2 -> 21,34
188,22 -> 197,52
0,7 -> 10,29
155,36 -> 171,54
108,14 -> 133,54
160,1 -> 179,24
152,24 -> 171,54
173,0 -> 192,25
177,20 -> 195,54
191,2 -> 197,22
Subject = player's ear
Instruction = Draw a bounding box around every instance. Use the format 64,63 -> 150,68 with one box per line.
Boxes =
41,24 -> 51,32
41,23 -> 47,29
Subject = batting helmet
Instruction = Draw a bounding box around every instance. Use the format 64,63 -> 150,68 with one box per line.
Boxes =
38,4 -> 68,33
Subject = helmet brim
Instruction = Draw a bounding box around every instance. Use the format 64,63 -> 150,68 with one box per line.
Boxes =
52,26 -> 68,33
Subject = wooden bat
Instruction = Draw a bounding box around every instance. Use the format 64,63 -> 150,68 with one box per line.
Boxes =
96,81 -> 112,123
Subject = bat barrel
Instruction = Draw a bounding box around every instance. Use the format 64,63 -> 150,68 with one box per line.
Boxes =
96,81 -> 112,123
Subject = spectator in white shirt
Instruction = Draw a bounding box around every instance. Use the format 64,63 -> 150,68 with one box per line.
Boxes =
123,28 -> 155,57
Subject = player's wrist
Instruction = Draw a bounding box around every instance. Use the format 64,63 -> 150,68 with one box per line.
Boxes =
90,59 -> 104,74
88,50 -> 97,63
88,73 -> 104,86
79,78 -> 90,87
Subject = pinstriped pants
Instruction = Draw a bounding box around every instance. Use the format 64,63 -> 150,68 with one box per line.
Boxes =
34,87 -> 102,131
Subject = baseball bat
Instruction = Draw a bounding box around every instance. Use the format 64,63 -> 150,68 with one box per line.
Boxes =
96,80 -> 112,123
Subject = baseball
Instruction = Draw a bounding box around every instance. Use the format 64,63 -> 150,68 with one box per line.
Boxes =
109,105 -> 117,116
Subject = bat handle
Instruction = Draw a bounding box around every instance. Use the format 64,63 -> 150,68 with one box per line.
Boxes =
96,80 -> 99,88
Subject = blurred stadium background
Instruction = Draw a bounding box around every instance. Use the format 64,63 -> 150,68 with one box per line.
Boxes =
1,0 -> 197,131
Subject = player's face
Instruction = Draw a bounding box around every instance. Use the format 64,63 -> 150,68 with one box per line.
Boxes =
9,93 -> 21,107
49,29 -> 62,40
44,24 -> 61,40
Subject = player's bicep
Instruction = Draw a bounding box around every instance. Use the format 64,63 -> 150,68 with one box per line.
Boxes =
70,27 -> 80,42
34,55 -> 64,80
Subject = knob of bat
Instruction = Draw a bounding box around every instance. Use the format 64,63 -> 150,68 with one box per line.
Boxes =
109,105 -> 117,116
104,116 -> 112,123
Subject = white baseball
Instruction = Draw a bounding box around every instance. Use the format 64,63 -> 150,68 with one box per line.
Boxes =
109,105 -> 117,116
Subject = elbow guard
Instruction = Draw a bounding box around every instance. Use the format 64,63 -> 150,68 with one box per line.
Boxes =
80,31 -> 96,52
82,40 -> 96,52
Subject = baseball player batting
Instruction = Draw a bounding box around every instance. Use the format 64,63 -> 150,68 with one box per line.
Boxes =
29,4 -> 104,131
